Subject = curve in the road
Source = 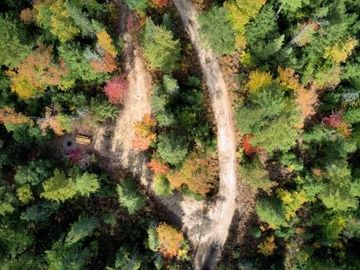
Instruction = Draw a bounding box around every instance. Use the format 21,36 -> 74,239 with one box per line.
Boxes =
171,0 -> 238,269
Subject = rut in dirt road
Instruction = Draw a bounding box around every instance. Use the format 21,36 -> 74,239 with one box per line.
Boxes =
171,0 -> 238,269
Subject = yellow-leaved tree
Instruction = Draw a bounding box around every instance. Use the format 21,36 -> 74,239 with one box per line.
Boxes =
245,70 -> 272,92
224,0 -> 266,49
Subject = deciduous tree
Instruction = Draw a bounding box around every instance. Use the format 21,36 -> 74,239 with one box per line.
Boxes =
7,45 -> 68,99
156,223 -> 186,259
103,76 -> 129,104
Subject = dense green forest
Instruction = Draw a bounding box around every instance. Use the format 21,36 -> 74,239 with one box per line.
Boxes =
1,0 -> 360,269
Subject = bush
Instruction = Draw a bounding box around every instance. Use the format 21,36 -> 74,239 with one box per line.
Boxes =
152,175 -> 172,196
0,187 -> 16,216
116,178 -> 145,214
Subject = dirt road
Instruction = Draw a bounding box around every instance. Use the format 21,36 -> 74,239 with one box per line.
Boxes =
172,0 -> 238,269
93,0 -> 206,244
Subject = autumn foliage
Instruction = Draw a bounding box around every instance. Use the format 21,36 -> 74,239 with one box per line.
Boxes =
103,76 -> 129,104
147,159 -> 169,175
245,70 -> 272,92
133,114 -> 156,151
0,107 -> 32,125
167,153 -> 218,195
258,236 -> 277,256
242,134 -> 259,155
90,52 -> 117,73
20,8 -> 34,23
324,37 -> 358,64
96,30 -> 117,57
278,67 -> 318,128
322,113 -> 343,128
156,223 -> 185,259
37,108 -> 73,136
151,0 -> 169,8
7,45 -> 68,99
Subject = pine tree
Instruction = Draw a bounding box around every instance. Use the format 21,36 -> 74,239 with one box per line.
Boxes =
0,14 -> 32,67
142,19 -> 180,72
65,217 -> 98,245
40,169 -> 77,203
237,83 -> 301,153
74,173 -> 100,197
199,6 -> 236,55
116,178 -> 145,215
156,133 -> 188,166
256,197 -> 288,229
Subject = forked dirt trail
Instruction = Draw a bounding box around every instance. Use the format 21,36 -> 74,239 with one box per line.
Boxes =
94,0 -> 206,247
172,0 -> 238,269
95,1 -> 238,269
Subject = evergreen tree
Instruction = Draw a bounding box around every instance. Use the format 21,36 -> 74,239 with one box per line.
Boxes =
199,6 -> 236,55
40,169 -> 77,203
156,133 -> 188,167
65,217 -> 98,245
117,178 -> 145,215
142,19 -> 180,72
0,14 -> 31,67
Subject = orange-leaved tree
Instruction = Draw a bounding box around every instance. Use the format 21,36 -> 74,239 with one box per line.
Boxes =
150,0 -> 169,8
7,45 -> 68,99
90,52 -> 117,73
278,67 -> 318,128
37,107 -> 73,136
147,158 -> 169,175
166,152 -> 218,195
133,114 -> 156,151
0,107 -> 32,125
156,223 -> 185,259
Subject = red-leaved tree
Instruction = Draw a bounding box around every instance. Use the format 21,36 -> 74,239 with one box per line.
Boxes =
242,134 -> 259,155
322,113 -> 342,128
103,76 -> 129,104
